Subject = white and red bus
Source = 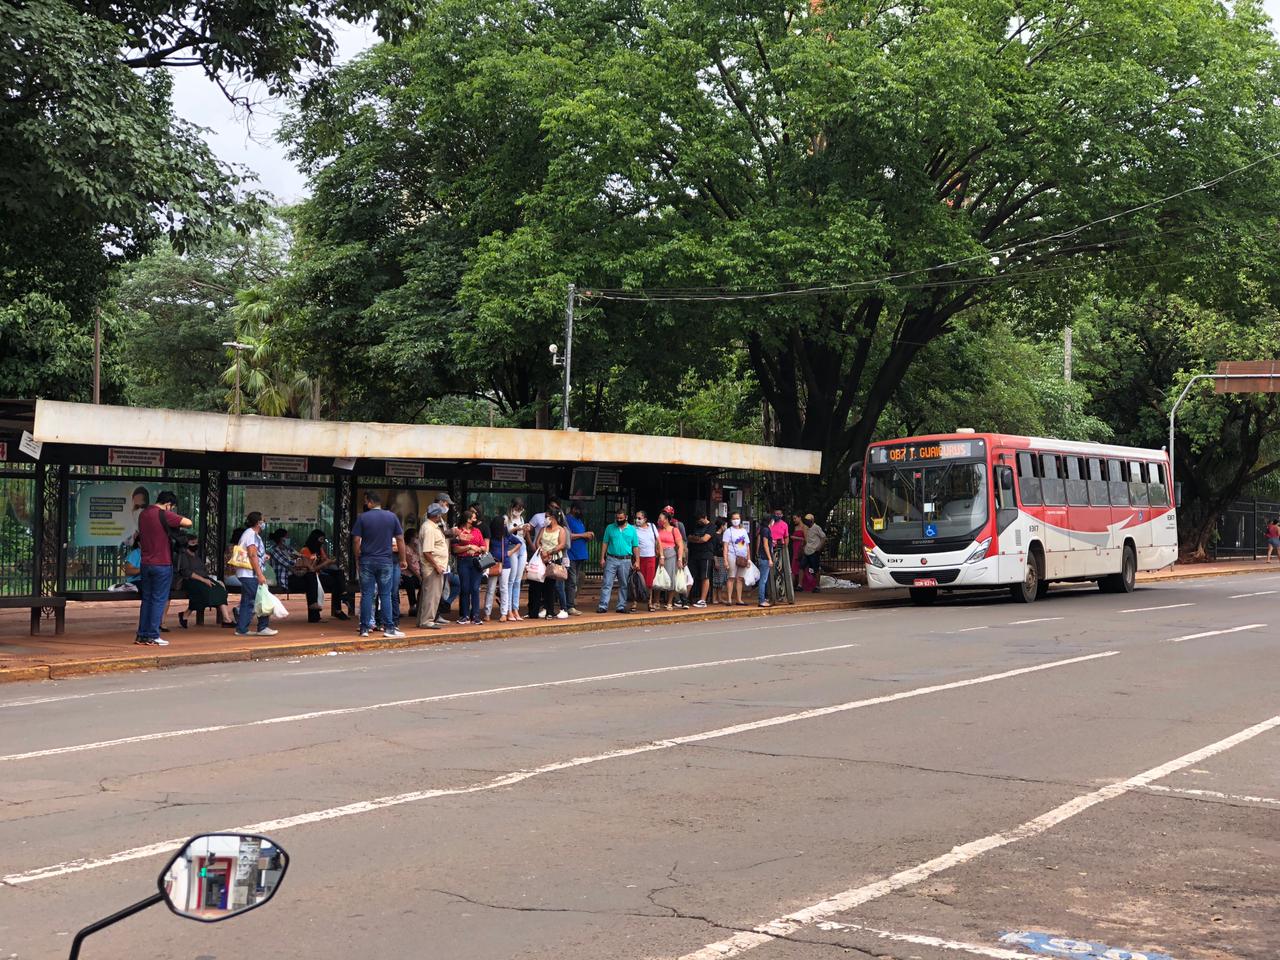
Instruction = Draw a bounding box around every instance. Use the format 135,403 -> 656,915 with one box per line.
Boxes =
860,431 -> 1178,603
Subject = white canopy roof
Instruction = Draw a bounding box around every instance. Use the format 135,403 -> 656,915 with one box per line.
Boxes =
33,401 -> 823,475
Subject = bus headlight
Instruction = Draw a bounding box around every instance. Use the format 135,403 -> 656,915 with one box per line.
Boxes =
866,552 -> 885,568
964,538 -> 992,564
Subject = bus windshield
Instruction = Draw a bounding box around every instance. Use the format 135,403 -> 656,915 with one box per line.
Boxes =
866,461 -> 989,543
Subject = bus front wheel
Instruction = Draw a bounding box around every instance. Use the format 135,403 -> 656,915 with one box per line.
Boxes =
909,587 -> 938,605
1011,551 -> 1042,604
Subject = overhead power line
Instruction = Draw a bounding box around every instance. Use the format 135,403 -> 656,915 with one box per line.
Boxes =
581,148 -> 1280,304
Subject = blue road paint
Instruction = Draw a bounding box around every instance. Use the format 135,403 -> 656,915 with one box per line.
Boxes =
999,931 -> 1177,960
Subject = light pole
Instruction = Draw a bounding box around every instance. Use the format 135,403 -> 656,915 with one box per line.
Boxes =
550,283 -> 575,430
1168,372 -> 1280,503
222,341 -> 251,416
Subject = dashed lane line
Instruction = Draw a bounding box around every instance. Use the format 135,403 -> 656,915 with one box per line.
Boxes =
673,712 -> 1280,960
1141,783 -> 1280,807
0,642 -> 865,763
1,651 -> 1118,887
1119,603 -> 1195,614
1229,590 -> 1278,599
1161,624 -> 1266,643
1008,618 -> 1064,625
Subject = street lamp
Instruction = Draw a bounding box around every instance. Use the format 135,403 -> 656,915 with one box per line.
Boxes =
222,341 -> 251,416
550,283 -> 576,430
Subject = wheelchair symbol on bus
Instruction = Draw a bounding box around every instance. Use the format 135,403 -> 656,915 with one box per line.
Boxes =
924,524 -> 938,538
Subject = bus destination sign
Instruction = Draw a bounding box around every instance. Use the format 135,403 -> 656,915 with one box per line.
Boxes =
870,439 -> 981,465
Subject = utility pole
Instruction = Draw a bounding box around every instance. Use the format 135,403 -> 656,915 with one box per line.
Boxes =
92,308 -> 101,404
562,283 -> 575,430
1063,326 -> 1072,383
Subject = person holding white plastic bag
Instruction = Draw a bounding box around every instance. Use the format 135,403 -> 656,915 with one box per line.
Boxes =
235,511 -> 278,637
654,513 -> 685,611
722,511 -> 751,606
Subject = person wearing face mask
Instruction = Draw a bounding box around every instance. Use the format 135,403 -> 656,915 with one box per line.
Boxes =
504,499 -> 528,618
416,504 -> 450,630
235,512 -> 278,638
800,512 -> 828,592
633,510 -> 659,612
176,533 -> 235,628
721,511 -> 751,606
300,529 -> 351,621
268,528 -> 322,621
768,508 -> 795,604
686,511 -> 715,608
597,508 -> 640,614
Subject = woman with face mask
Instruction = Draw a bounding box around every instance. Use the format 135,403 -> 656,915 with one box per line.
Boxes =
505,499 -> 528,616
634,511 -> 659,612
235,512 -> 277,637
721,511 -> 751,606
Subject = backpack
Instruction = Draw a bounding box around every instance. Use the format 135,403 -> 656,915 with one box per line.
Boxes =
145,505 -> 185,568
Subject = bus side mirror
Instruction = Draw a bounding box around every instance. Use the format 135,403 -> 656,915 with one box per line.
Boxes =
850,468 -> 862,499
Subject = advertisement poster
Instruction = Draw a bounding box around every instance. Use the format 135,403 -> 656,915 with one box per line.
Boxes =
242,487 -> 325,525
359,488 -> 444,534
73,482 -> 157,547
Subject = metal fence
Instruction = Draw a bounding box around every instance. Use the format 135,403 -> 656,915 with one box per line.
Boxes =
1215,499 -> 1280,559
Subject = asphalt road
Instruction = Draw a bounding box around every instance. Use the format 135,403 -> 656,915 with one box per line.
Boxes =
2,572 -> 1278,960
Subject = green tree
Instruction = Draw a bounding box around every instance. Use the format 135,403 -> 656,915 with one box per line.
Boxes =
287,0 -> 1280,507
109,221 -> 289,411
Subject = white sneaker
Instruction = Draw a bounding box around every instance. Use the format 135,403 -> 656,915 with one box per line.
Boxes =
537,610 -> 547,619
383,628 -> 406,638
154,637 -> 170,646
555,610 -> 569,619
256,627 -> 279,637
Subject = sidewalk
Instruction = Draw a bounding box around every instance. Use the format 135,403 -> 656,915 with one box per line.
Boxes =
1,558 -> 1272,683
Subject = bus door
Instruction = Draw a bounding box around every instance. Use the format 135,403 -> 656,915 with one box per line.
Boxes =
1127,460 -> 1153,552
1039,454 -> 1071,578
993,458 -> 1022,582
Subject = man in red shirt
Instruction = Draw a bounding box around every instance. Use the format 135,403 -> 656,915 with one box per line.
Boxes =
135,490 -> 192,646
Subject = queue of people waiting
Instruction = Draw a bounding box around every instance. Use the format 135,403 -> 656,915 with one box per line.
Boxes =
128,488 -> 830,645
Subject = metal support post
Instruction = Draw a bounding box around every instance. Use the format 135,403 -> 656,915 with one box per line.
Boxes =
562,283 -> 575,430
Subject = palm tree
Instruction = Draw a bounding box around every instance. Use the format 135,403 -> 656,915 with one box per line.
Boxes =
221,288 -> 320,418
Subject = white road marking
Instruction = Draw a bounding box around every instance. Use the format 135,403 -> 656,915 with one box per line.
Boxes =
1008,618 -> 1064,625
1228,591 -> 1278,599
815,922 -> 1039,960
673,712 -> 1280,960
579,614 -> 877,649
1118,603 -> 1194,614
1141,784 -> 1280,807
0,642 -> 866,762
955,626 -> 989,633
1161,624 -> 1266,643
0,651 -> 1118,886
0,680 -> 229,710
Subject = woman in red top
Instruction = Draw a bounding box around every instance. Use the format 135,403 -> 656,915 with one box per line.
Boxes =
452,510 -> 487,624
655,513 -> 685,611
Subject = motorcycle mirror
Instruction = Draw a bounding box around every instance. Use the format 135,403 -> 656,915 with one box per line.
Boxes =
157,833 -> 289,923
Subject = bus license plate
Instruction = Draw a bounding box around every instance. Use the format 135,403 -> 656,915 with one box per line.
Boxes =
913,577 -> 938,587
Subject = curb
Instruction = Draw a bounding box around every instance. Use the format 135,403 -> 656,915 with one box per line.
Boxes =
0,562 -> 1270,684
1,594 -> 887,682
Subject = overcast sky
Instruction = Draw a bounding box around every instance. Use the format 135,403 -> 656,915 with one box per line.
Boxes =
171,3 -> 1280,205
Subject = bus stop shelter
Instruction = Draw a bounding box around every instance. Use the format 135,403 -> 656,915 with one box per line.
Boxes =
0,400 -> 821,634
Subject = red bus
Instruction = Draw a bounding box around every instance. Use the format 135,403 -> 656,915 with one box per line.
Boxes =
861,431 -> 1177,603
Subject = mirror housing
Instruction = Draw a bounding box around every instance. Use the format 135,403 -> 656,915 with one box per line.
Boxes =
158,833 -> 289,923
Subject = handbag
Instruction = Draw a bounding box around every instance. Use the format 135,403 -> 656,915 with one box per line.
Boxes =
230,544 -> 253,569
628,568 -> 650,603
546,560 -> 568,581
735,554 -> 750,568
477,551 -> 497,569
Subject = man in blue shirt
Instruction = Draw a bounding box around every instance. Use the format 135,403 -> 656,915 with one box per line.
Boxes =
596,507 -> 640,614
565,503 -> 594,615
352,491 -> 407,639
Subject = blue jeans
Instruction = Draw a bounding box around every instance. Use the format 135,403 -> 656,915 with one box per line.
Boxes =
757,557 -> 772,604
458,559 -> 483,621
359,560 -> 396,632
137,563 -> 173,640
598,556 -> 631,612
236,573 -> 270,634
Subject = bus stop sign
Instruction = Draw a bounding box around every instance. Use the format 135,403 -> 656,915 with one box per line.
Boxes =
1214,360 -> 1280,392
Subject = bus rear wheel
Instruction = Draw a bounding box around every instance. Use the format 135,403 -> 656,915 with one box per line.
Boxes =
1011,551 -> 1042,604
909,587 -> 938,605
1100,544 -> 1137,594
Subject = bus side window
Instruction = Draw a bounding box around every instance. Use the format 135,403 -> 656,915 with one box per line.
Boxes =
1130,461 -> 1151,507
1065,456 -> 1088,506
1087,457 -> 1109,506
1108,459 -> 1130,506
1149,463 -> 1170,506
1017,452 -> 1042,506
1131,460 -> 1152,506
1041,454 -> 1066,506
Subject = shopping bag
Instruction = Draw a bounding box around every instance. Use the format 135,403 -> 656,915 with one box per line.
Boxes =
742,562 -> 760,588
674,566 -> 690,594
525,554 -> 546,582
254,583 -> 274,617
269,592 -> 291,619
653,565 -> 672,591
